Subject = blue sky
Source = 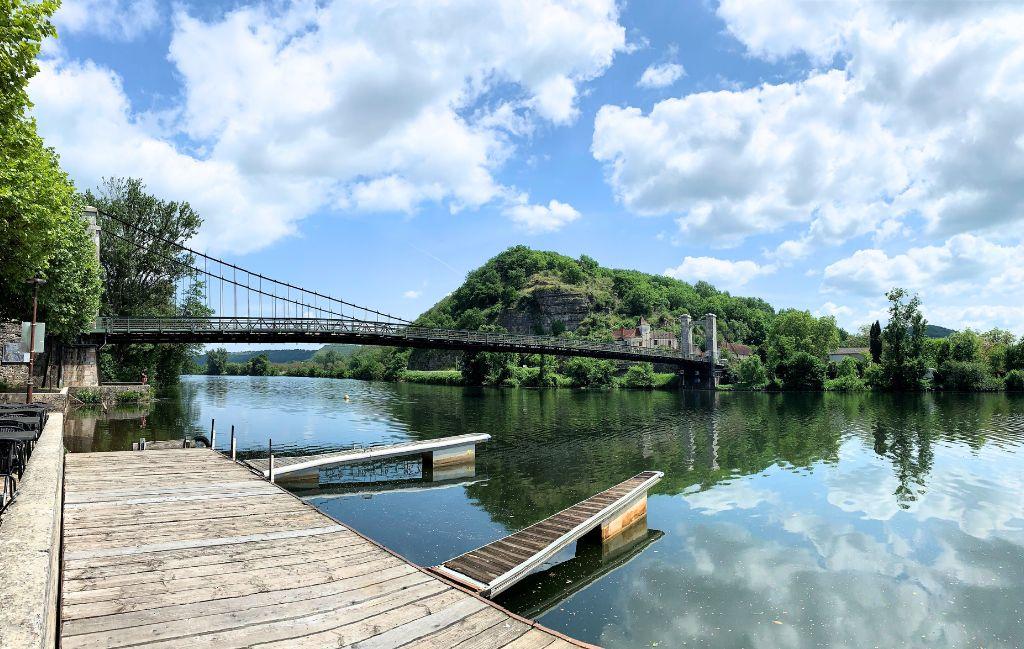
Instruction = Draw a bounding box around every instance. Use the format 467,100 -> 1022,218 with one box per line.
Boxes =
30,0 -> 1024,334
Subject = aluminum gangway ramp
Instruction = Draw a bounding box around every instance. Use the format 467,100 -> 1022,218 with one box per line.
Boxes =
244,433 -> 490,480
431,471 -> 663,597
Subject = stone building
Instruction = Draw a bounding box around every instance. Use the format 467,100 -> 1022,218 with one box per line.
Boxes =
611,318 -> 679,350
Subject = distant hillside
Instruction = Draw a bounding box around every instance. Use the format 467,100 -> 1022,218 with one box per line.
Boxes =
925,324 -> 955,338
193,348 -> 318,367
409,246 -> 776,369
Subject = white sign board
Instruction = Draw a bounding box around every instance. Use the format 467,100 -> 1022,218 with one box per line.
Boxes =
20,322 -> 45,354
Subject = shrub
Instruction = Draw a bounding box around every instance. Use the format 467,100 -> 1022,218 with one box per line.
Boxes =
736,356 -> 769,390
775,352 -> 826,390
1004,369 -> 1024,392
863,362 -> 885,388
401,370 -> 464,386
76,388 -> 101,404
115,389 -> 148,403
563,357 -> 616,388
824,374 -> 868,392
935,360 -> 987,391
621,363 -> 656,389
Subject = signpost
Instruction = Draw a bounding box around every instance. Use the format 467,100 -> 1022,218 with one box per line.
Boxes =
24,274 -> 46,404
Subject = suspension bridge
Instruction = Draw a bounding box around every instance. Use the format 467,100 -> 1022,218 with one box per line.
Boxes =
74,208 -> 721,377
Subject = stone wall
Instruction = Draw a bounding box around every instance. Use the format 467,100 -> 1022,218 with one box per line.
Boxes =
497,286 -> 594,335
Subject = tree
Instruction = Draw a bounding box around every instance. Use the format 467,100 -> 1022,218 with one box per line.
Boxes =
776,351 -> 827,390
869,320 -> 882,363
563,357 -> 616,388
0,0 -> 102,339
318,349 -> 340,370
736,356 -> 769,389
880,288 -> 927,391
621,363 -> 656,389
205,348 -> 229,375
245,354 -> 272,376
87,178 -> 209,387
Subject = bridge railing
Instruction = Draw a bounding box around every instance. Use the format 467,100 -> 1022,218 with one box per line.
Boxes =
93,317 -> 711,364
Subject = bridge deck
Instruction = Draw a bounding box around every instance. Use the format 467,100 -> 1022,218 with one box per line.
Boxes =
60,449 -> 588,649
244,433 -> 490,479
432,471 -> 663,598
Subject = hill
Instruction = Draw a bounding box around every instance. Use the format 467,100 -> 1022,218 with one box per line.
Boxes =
925,324 -> 955,338
409,246 -> 776,369
193,348 -> 318,367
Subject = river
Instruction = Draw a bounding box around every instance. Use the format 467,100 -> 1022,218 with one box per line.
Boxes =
66,375 -> 1024,648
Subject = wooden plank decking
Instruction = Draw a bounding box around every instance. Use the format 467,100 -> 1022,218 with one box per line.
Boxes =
243,434 -> 490,479
60,449 -> 589,648
432,471 -> 663,597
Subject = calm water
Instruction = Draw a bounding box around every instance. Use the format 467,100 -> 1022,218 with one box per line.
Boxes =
67,376 -> 1024,648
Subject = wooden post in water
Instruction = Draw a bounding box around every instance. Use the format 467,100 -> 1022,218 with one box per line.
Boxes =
268,438 -> 275,483
210,418 -> 216,450
230,425 -> 236,461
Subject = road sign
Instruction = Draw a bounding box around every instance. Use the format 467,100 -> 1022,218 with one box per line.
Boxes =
20,322 -> 45,354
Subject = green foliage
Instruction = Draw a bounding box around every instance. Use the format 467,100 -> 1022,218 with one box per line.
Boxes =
736,355 -> 770,390
934,360 -> 987,391
824,374 -> 868,391
775,351 -> 827,390
115,389 -> 150,403
401,370 -> 464,385
869,320 -> 882,363
620,363 -> 656,390
836,356 -> 860,378
88,178 -> 209,387
563,357 -> 616,388
763,310 -> 839,370
880,288 -> 927,391
75,388 -> 101,404
863,362 -> 885,388
205,348 -> 229,375
1004,369 -> 1024,392
0,0 -> 102,339
1003,339 -> 1024,372
245,354 -> 273,376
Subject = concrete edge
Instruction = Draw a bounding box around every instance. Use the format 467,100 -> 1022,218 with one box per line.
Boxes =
0,413 -> 65,648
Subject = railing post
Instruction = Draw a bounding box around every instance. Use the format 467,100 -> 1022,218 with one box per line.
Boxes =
230,425 -> 237,461
210,418 -> 216,450
268,438 -> 275,483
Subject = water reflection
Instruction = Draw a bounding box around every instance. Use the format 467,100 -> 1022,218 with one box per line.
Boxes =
66,378 -> 1024,648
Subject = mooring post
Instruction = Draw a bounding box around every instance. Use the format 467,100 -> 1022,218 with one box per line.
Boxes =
268,438 -> 275,483
210,418 -> 216,450
182,427 -> 187,449
230,425 -> 237,461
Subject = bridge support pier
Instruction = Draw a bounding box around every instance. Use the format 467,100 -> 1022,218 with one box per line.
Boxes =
46,343 -> 100,388
678,365 -> 717,390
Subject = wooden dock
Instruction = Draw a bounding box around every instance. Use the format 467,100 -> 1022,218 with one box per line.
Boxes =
244,433 -> 490,480
432,471 -> 663,597
60,449 -> 590,648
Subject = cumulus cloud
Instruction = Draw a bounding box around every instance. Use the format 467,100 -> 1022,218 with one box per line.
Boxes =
403,290 -> 421,299
593,2 -> 1024,248
33,0 -> 626,252
503,199 -> 581,233
822,234 -> 1024,298
637,62 -> 685,89
664,256 -> 775,291
54,0 -> 160,40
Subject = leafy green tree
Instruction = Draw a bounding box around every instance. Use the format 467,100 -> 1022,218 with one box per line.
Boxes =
836,356 -> 860,378
736,355 -> 769,389
87,178 -> 208,386
881,288 -> 927,391
775,351 -> 827,390
318,349 -> 340,370
245,354 -> 272,376
563,357 -> 616,388
869,320 -> 882,363
1006,338 -> 1024,373
621,363 -> 656,389
205,348 -> 229,375
1005,369 -> 1024,392
0,0 -> 102,339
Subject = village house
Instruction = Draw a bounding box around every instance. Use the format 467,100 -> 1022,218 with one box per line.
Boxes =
611,318 -> 678,350
828,347 -> 869,363
721,342 -> 753,359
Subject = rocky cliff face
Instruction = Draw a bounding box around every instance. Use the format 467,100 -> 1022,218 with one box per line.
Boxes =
497,286 -> 593,335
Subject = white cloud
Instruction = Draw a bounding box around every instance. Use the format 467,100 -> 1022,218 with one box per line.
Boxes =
822,234 -> 1024,298
593,3 -> 1024,248
403,290 -> 421,299
503,199 -> 581,233
33,0 -> 626,253
663,256 -> 775,291
816,301 -> 853,319
637,62 -> 685,89
54,0 -> 160,40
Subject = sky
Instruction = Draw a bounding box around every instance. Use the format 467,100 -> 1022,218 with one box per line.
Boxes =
29,0 -> 1024,335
